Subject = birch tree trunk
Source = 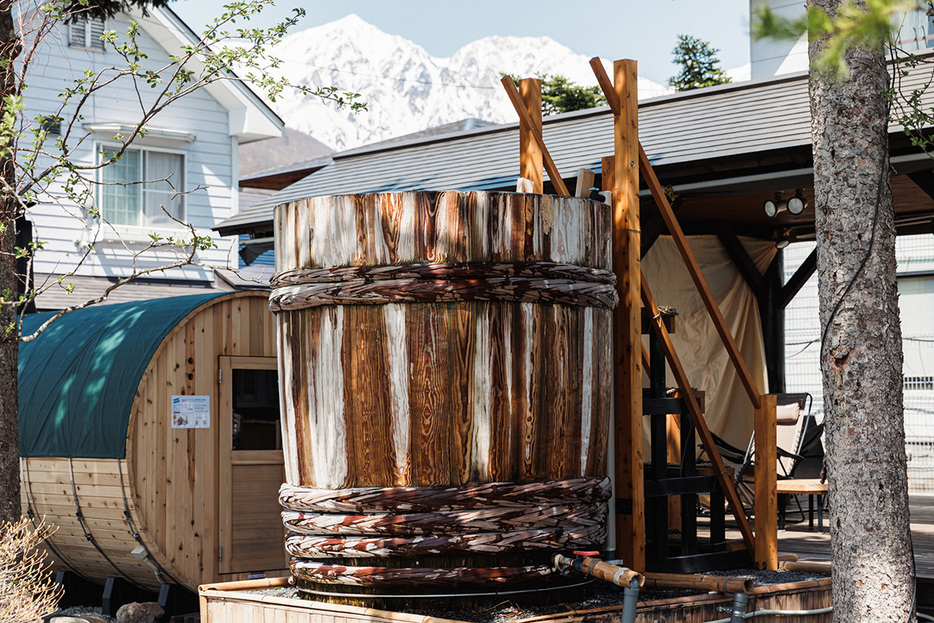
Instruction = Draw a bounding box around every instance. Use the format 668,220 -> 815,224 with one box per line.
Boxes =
0,4 -> 21,527
808,1 -> 914,620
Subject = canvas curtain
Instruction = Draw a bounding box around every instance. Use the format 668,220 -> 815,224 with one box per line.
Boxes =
642,235 -> 777,451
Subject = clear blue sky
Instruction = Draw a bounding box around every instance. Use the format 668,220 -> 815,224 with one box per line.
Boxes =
172,0 -> 751,85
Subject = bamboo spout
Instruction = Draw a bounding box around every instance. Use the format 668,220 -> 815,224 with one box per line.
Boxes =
554,554 -> 644,588
779,560 -> 832,574
643,571 -> 753,594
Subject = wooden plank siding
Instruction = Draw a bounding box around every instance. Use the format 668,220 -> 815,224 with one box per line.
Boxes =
127,292 -> 280,589
199,578 -> 832,623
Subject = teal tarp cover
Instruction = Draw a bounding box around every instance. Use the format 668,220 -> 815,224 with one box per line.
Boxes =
19,292 -> 227,459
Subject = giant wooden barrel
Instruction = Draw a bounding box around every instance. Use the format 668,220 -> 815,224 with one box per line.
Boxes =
270,191 -> 616,605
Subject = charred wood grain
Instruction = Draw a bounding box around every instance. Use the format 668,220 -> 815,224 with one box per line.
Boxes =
273,192 -> 613,270
273,191 -> 616,598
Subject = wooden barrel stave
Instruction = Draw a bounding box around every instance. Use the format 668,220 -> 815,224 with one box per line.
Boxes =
278,302 -> 611,489
20,456 -> 171,591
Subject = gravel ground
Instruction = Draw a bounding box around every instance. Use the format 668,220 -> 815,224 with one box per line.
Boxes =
45,606 -> 114,622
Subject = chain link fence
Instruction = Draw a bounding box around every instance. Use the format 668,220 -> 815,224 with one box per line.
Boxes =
784,235 -> 934,492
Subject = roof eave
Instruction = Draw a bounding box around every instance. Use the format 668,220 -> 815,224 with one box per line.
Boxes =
138,6 -> 285,142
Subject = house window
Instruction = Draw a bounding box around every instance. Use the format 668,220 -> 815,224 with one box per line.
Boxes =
69,17 -> 106,51
98,147 -> 186,228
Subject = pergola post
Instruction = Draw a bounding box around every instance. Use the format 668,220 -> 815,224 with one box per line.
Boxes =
519,78 -> 543,193
610,59 -> 645,571
755,394 -> 778,570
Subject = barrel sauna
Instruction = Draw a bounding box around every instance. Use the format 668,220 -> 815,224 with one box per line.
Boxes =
19,291 -> 285,593
270,191 -> 616,605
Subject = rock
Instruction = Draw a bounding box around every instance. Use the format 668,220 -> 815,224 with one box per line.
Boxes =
51,618 -> 90,623
115,602 -> 163,623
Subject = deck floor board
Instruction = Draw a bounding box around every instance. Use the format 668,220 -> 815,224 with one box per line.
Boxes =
772,494 -> 934,573
712,493 -> 934,604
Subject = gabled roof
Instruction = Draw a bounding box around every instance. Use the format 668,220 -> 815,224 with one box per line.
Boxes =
216,71 -> 815,236
139,6 -> 284,144
240,155 -> 334,190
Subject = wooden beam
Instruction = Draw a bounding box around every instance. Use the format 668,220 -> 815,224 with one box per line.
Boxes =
519,78 -> 543,193
601,156 -> 615,192
610,59 -> 645,572
761,256 -> 786,393
908,169 -> 934,201
590,58 -> 762,411
500,76 -> 570,197
717,230 -> 764,299
604,155 -> 652,377
780,248 -> 817,308
591,58 -> 620,115
641,276 -> 756,554
638,144 -> 762,410
754,394 -> 778,570
575,168 -> 596,198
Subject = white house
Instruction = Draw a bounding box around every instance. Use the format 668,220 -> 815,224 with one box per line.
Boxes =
19,5 -> 283,309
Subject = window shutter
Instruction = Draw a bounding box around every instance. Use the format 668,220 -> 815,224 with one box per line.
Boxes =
68,19 -> 87,48
89,18 -> 105,50
68,18 -> 105,50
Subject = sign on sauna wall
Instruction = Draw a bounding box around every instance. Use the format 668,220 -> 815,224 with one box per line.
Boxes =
171,395 -> 211,428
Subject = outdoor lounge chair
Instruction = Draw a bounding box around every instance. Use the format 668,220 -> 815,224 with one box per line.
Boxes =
706,393 -> 817,517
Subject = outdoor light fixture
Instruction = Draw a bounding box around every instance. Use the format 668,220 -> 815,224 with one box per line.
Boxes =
763,194 -> 784,218
764,190 -> 808,218
787,190 -> 807,215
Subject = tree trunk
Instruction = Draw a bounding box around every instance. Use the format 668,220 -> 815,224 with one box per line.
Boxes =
808,1 -> 915,620
0,3 -> 20,527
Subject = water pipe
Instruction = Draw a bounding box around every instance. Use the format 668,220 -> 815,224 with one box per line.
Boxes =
729,590 -> 749,623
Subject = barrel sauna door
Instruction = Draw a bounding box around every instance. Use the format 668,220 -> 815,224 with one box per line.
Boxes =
217,356 -> 287,575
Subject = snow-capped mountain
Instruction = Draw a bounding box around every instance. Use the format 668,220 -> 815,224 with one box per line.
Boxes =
263,14 -> 672,151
